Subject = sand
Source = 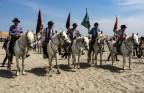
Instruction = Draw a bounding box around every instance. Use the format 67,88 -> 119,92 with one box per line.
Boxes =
0,43 -> 144,93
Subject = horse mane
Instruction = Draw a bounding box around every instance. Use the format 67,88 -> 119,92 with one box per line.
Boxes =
126,36 -> 132,42
76,37 -> 83,43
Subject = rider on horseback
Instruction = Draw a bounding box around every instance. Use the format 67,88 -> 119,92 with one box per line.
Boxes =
115,25 -> 127,53
67,23 -> 81,41
8,18 -> 22,58
9,18 -> 30,59
89,22 -> 101,49
42,21 -> 55,58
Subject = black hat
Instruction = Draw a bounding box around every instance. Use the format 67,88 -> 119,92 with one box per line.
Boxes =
121,25 -> 127,28
12,18 -> 20,23
72,23 -> 78,26
94,22 -> 99,26
48,21 -> 54,25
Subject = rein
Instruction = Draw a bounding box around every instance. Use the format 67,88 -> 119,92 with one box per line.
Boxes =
50,33 -> 68,54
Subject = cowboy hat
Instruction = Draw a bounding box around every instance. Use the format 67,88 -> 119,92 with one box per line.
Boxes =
48,21 -> 54,25
94,22 -> 99,26
12,18 -> 20,23
121,25 -> 127,28
72,23 -> 78,26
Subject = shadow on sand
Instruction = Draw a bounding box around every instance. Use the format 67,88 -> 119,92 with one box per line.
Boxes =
133,61 -> 144,64
54,64 -> 72,72
54,63 -> 91,72
0,69 -> 14,78
26,67 -> 47,76
98,65 -> 124,73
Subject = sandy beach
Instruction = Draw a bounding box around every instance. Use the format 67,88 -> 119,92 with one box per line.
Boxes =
0,43 -> 144,93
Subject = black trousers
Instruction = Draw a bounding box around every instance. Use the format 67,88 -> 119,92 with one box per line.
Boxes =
9,37 -> 19,61
43,40 -> 49,57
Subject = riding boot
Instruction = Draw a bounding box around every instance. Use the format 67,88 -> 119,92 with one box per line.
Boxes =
107,53 -> 111,61
116,55 -> 119,61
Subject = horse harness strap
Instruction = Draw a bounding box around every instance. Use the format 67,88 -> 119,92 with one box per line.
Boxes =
18,40 -> 26,53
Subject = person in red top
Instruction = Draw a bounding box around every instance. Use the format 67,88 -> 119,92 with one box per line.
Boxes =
116,25 -> 127,53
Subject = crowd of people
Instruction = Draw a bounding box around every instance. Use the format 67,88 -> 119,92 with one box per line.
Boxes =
1,17 -> 128,67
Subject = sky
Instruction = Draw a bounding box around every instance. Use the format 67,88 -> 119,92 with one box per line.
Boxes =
0,0 -> 144,36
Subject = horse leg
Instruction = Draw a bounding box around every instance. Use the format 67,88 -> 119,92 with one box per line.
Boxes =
129,53 -> 132,70
111,52 -> 114,66
95,52 -> 97,67
87,49 -> 91,63
68,53 -> 71,67
16,56 -> 20,76
22,55 -> 26,75
48,56 -> 52,72
77,53 -> 81,69
7,52 -> 13,71
100,48 -> 103,66
92,51 -> 95,64
123,56 -> 126,70
55,54 -> 60,74
72,53 -> 76,68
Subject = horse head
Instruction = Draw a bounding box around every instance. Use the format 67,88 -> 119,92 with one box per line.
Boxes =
25,30 -> 34,48
59,31 -> 71,45
132,33 -> 139,46
82,37 -> 89,50
97,31 -> 104,43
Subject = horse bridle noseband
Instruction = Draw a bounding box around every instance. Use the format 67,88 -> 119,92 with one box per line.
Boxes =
50,32 -> 69,54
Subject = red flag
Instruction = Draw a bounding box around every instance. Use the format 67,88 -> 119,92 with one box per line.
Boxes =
66,13 -> 70,29
113,16 -> 118,32
36,9 -> 42,35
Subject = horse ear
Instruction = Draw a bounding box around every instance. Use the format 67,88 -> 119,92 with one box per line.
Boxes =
132,33 -> 134,37
101,31 -> 103,34
137,33 -> 138,35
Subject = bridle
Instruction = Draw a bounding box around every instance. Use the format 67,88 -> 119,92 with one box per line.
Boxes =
17,31 -> 30,53
76,37 -> 88,52
50,32 -> 69,54
124,36 -> 138,53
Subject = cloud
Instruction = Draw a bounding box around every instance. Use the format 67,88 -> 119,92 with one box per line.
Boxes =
115,0 -> 144,6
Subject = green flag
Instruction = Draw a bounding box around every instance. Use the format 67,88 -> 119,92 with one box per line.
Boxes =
81,8 -> 90,29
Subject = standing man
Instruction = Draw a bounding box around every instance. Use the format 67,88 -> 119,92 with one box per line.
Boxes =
67,23 -> 81,41
116,25 -> 127,53
42,21 -> 55,58
8,18 -> 23,62
89,22 -> 101,49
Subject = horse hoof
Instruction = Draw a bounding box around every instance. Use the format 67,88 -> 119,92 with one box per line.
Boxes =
22,72 -> 26,75
16,73 -> 20,76
57,71 -> 61,74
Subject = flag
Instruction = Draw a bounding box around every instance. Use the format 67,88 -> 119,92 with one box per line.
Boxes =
113,16 -> 118,32
81,8 -> 90,29
66,13 -> 70,29
36,9 -> 42,35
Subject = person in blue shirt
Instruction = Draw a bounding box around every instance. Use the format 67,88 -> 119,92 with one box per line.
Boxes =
8,18 -> 24,62
67,23 -> 81,41
89,22 -> 101,49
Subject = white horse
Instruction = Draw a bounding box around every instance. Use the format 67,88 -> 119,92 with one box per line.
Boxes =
109,33 -> 139,69
88,31 -> 104,66
7,31 -> 34,76
47,31 -> 71,74
69,37 -> 89,68
37,34 -> 43,53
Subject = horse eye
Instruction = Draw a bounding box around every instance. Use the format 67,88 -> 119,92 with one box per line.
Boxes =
62,36 -> 65,38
